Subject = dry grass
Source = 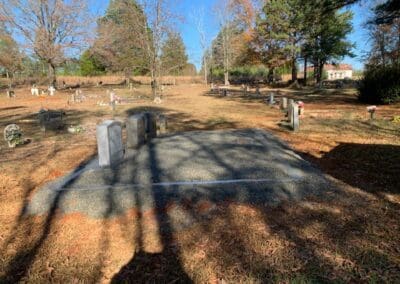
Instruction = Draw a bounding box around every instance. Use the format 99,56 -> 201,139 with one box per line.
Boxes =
0,84 -> 399,282
57,75 -> 204,86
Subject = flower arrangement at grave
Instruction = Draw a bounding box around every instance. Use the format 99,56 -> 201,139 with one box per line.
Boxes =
298,101 -> 305,116
367,105 -> 377,119
3,124 -> 23,148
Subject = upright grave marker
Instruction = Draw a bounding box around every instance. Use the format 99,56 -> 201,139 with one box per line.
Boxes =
280,97 -> 288,110
292,103 -> 300,131
269,92 -> 275,105
96,120 -> 124,167
288,99 -> 294,123
126,114 -> 145,149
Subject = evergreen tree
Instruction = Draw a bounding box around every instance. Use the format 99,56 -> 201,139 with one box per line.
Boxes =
160,32 -> 188,76
79,50 -> 106,76
304,9 -> 354,83
255,0 -> 306,81
93,0 -> 149,74
0,25 -> 22,86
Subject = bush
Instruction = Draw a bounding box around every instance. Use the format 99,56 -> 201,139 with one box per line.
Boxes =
358,65 -> 400,104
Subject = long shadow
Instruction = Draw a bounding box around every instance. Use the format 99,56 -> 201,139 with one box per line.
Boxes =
112,140 -> 192,282
303,143 -> 400,198
0,155 -> 95,282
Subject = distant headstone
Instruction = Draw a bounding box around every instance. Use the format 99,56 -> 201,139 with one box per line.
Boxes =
281,97 -> 288,110
38,109 -> 64,131
96,120 -> 124,167
126,114 -> 145,149
48,86 -> 56,96
6,90 -> 15,98
31,85 -> 39,96
269,92 -> 275,105
158,114 -> 168,135
292,103 -> 300,131
288,99 -> 294,122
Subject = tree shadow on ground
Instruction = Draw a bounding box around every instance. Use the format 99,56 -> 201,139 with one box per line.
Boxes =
2,111 -> 399,282
302,143 -> 400,198
125,106 -> 237,132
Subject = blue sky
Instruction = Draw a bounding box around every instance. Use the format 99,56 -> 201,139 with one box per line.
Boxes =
91,0 -> 372,71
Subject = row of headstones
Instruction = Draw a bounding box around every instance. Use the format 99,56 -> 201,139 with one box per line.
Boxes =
280,97 -> 300,131
96,112 -> 167,167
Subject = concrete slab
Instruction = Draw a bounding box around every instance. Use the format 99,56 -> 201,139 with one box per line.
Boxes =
27,129 -> 332,219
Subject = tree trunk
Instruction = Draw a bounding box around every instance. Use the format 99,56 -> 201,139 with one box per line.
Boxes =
224,70 -> 229,86
291,57 -> 297,82
48,63 -> 56,87
303,57 -> 308,84
316,62 -> 324,88
204,58 -> 208,86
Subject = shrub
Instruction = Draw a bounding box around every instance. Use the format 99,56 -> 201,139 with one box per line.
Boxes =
358,64 -> 400,104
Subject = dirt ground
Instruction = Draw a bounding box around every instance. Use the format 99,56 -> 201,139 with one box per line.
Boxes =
0,84 -> 399,283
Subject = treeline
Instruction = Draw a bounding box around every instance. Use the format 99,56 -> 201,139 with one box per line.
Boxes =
0,0 -> 194,95
358,0 -> 400,104
203,0 -> 355,85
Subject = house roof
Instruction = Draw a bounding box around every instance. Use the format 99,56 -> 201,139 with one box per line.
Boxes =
324,64 -> 353,71
306,64 -> 353,71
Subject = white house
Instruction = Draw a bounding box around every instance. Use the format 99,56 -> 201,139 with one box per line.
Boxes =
324,64 -> 353,80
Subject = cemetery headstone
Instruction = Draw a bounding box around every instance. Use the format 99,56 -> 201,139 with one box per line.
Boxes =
280,97 -> 288,110
3,124 -> 23,148
126,114 -> 146,149
48,86 -> 56,96
158,114 -> 168,135
269,92 -> 275,105
31,85 -> 39,96
96,120 -> 124,167
38,109 -> 64,131
6,90 -> 15,98
292,103 -> 300,131
288,99 -> 294,122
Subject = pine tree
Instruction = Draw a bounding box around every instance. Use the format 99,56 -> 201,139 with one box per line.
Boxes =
93,0 -> 149,74
160,32 -> 188,76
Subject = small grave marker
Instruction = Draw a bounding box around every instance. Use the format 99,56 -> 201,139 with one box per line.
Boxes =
269,92 -> 275,105
292,103 -> 300,131
6,90 -> 15,98
280,97 -> 288,110
288,99 -> 294,122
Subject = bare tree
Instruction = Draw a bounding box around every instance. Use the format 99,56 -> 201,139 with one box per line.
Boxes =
192,7 -> 209,86
134,0 -> 181,97
0,0 -> 90,86
214,0 -> 255,85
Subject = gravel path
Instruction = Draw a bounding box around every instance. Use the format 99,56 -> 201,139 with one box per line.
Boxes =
27,129 -> 332,226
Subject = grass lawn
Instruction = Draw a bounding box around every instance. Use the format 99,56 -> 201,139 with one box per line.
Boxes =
0,84 -> 399,282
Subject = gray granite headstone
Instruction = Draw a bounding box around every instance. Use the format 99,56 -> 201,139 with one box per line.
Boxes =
96,120 -> 124,167
281,97 -> 288,110
288,99 -> 294,122
269,92 -> 275,105
126,114 -> 145,149
292,103 -> 300,131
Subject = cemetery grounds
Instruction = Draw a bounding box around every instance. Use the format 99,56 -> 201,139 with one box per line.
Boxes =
0,83 -> 399,282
